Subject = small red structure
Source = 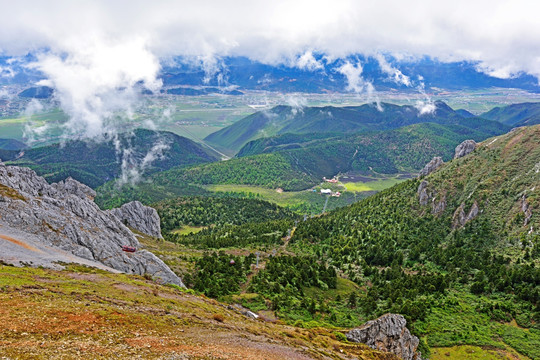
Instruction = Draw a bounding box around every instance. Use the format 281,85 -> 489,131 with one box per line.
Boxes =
229,259 -> 236,265
122,245 -> 137,252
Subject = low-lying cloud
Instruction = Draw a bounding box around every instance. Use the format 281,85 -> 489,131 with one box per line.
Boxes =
32,37 -> 161,139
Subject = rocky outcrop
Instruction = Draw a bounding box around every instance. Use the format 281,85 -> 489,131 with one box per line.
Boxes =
417,181 -> 430,206
452,201 -> 480,229
346,314 -> 421,360
521,195 -> 533,226
417,180 -> 446,215
108,201 -> 163,238
454,140 -> 476,159
0,161 -> 184,287
419,157 -> 444,177
432,195 -> 447,215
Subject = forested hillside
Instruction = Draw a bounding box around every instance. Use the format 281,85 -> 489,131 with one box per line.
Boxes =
239,122 -> 506,174
7,129 -> 220,188
282,125 -> 540,357
97,121 -> 510,208
481,102 -> 540,127
205,100 -> 509,152
159,125 -> 540,359
155,196 -> 297,232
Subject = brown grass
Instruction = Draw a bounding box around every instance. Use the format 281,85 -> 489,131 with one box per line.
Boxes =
0,184 -> 25,201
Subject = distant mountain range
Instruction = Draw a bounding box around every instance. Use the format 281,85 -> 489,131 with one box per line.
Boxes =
160,56 -> 540,93
4,55 -> 540,95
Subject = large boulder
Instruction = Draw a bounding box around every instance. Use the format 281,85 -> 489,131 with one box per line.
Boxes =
346,314 -> 421,360
109,201 -> 163,238
418,156 -> 444,177
0,161 -> 184,287
454,140 -> 476,159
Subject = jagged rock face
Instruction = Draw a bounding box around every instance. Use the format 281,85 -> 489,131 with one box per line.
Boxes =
346,314 -> 421,360
109,201 -> 163,238
417,181 -> 446,215
432,195 -> 447,215
521,195 -> 533,226
417,181 -> 430,206
0,161 -> 184,287
452,201 -> 480,229
454,140 -> 477,159
419,157 -> 444,177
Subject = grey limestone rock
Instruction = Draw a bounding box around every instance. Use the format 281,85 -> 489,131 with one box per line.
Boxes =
346,313 -> 421,360
417,181 -> 446,215
419,157 -> 444,177
108,201 -> 163,238
432,195 -> 447,215
0,162 -> 184,287
521,195 -> 533,226
452,201 -> 480,229
417,181 -> 430,206
454,140 -> 477,159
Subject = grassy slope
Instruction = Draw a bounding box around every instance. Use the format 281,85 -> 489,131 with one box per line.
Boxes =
0,264 -> 395,360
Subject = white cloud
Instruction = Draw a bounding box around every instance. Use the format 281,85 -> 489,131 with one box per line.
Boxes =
0,87 -> 9,98
22,99 -> 48,145
337,61 -> 382,110
337,61 -> 366,93
0,1 -> 537,77
375,54 -> 411,86
284,95 -> 308,115
295,51 -> 324,71
0,0 -> 539,138
114,134 -> 170,186
32,37 -> 161,138
416,101 -> 436,115
0,65 -> 15,78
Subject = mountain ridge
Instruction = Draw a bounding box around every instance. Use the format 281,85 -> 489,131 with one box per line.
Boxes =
206,101 -> 510,152
5,128 -> 220,189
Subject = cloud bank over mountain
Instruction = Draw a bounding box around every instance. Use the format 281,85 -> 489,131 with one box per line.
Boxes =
1,0 -> 539,136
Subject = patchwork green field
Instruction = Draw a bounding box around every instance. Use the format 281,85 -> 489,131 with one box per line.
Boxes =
204,184 -> 366,214
342,176 -> 407,192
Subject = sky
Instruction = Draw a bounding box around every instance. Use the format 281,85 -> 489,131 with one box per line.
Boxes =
1,0 -> 539,137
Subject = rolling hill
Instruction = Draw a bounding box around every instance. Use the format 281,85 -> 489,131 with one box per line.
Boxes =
0,138 -> 27,150
205,101 -> 509,152
6,128 -> 220,188
96,121 -> 509,209
480,101 -> 540,127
